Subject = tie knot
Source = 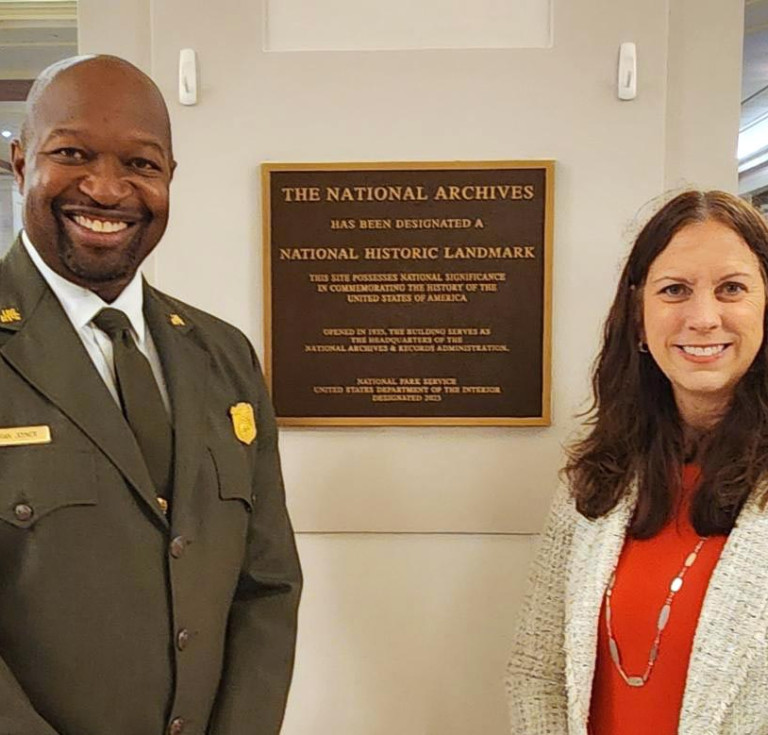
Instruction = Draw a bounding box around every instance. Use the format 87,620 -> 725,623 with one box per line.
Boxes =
93,308 -> 132,339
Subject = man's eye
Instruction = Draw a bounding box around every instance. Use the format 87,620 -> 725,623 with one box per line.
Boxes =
53,148 -> 86,161
660,283 -> 689,297
130,158 -> 161,171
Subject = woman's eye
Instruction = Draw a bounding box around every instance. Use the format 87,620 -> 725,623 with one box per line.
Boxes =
661,283 -> 688,297
720,282 -> 746,296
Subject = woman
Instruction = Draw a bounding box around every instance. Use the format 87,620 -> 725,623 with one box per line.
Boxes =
506,190 -> 768,735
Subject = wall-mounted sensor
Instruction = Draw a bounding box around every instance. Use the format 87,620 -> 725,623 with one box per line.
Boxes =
617,42 -> 637,101
179,49 -> 198,106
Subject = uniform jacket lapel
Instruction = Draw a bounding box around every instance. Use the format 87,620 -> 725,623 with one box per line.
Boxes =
678,481 -> 768,734
143,286 -> 210,524
0,239 -> 166,525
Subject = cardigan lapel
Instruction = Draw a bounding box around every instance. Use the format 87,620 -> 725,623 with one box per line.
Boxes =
558,475 -> 768,734
564,488 -> 636,731
678,481 -> 768,734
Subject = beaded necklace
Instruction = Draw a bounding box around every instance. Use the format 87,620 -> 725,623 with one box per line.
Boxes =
604,536 -> 707,687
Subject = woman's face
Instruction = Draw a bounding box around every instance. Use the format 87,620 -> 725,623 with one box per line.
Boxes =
642,219 -> 766,425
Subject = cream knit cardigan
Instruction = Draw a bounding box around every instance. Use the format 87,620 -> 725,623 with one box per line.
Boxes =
505,481 -> 768,735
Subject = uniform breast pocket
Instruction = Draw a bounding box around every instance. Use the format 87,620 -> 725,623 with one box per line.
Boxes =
0,447 -> 98,529
208,437 -> 254,513
205,439 -> 254,566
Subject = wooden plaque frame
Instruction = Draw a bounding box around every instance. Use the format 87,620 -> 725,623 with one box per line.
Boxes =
262,160 -> 554,427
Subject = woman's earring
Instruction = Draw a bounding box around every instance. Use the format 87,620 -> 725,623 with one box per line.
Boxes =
638,341 -> 649,353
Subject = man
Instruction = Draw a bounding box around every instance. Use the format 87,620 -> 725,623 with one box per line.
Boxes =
0,55 -> 302,735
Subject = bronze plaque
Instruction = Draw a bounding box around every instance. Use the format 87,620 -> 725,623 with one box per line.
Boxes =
262,161 -> 553,426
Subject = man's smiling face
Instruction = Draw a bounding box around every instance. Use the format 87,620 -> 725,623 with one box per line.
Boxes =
11,57 -> 176,302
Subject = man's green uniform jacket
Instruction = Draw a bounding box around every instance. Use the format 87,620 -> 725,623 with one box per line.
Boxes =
0,240 -> 302,735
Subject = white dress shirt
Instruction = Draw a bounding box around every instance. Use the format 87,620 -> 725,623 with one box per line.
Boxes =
21,231 -> 171,415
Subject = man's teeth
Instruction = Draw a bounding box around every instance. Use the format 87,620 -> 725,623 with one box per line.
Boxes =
72,214 -> 128,233
681,345 -> 726,357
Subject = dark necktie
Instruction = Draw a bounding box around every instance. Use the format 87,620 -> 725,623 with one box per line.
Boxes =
93,308 -> 173,500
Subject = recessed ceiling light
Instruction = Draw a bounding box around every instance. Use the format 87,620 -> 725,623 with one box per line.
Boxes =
1,130 -> 12,139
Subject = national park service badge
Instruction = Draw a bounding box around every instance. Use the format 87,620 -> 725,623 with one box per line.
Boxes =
229,402 -> 257,445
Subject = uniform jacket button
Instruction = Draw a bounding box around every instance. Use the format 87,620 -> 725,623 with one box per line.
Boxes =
168,717 -> 185,735
169,536 -> 186,558
14,503 -> 33,522
177,628 -> 191,650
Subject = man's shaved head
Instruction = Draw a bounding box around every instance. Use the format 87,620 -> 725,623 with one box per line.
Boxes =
20,55 -> 173,155
11,55 -> 176,301
20,55 -> 95,146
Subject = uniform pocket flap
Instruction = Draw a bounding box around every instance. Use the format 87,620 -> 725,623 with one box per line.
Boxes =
0,448 -> 98,528
208,439 -> 254,511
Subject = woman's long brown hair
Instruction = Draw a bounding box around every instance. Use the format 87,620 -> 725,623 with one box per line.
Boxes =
566,190 -> 768,537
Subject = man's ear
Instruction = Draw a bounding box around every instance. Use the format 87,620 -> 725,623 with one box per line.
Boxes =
10,139 -> 26,193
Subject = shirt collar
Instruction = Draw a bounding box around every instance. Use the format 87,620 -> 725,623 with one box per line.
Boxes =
21,230 -> 147,344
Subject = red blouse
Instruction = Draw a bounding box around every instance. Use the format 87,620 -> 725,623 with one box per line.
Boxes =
588,465 -> 728,734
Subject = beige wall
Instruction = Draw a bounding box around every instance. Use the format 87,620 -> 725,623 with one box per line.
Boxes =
665,0 -> 744,191
77,0 -> 150,73
77,1 -> 744,732
136,0 -> 673,538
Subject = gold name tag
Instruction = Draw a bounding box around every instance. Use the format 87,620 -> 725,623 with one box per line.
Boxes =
0,425 -> 52,447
